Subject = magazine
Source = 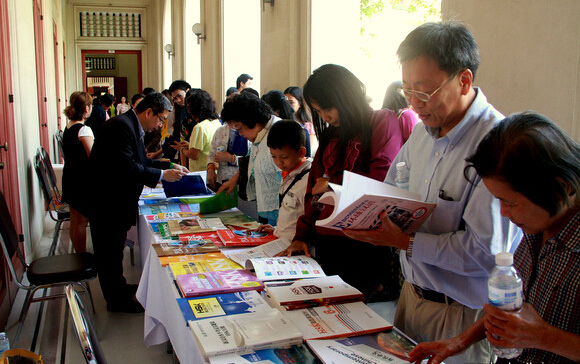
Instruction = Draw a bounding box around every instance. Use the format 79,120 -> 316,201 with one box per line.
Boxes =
152,239 -> 220,257
177,291 -> 271,323
315,171 -> 436,232
217,228 -> 278,247
246,256 -> 326,281
221,238 -> 291,266
175,269 -> 264,297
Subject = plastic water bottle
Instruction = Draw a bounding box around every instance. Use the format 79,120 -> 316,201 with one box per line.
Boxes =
0,332 -> 10,356
395,162 -> 410,190
488,252 -> 523,359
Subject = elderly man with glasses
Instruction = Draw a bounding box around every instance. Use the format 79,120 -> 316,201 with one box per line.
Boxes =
345,22 -> 522,364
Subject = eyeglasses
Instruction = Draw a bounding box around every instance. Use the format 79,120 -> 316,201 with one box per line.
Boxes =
398,75 -> 455,103
156,115 -> 165,124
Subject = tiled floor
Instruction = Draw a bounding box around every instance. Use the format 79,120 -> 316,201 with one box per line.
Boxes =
4,215 -> 397,363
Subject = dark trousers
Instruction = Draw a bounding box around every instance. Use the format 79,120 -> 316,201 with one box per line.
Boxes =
313,234 -> 391,299
90,217 -> 132,304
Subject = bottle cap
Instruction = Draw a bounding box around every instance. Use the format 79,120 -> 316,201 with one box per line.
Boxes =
495,252 -> 513,266
396,161 -> 407,170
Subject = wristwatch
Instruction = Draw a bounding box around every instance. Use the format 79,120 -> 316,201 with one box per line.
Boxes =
406,233 -> 415,258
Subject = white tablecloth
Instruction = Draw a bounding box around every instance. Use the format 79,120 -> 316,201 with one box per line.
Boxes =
135,215 -> 207,364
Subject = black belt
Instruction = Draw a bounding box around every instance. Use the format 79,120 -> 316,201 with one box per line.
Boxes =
412,284 -> 455,304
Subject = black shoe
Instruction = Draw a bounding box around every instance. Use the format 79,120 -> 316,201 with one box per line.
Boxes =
127,284 -> 139,294
107,297 -> 144,313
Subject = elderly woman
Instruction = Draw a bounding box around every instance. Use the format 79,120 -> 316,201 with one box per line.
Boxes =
409,112 -> 580,364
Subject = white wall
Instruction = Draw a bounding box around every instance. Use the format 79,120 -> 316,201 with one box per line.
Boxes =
443,0 -> 580,139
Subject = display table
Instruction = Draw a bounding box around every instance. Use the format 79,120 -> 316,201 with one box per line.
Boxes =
135,214 -> 207,364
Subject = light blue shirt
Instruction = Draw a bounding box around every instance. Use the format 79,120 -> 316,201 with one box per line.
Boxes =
384,88 -> 522,308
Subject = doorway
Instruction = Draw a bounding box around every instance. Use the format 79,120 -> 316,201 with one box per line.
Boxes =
81,50 -> 142,109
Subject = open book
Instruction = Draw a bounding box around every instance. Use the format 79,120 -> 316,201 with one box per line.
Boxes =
316,171 -> 436,232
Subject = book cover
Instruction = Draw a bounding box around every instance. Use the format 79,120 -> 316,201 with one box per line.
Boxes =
217,228 -> 278,247
221,238 -> 291,267
306,333 -> 411,364
176,269 -> 264,298
281,302 -> 393,340
149,221 -> 173,240
143,211 -> 198,222
315,171 -> 436,233
159,252 -> 227,267
152,239 -> 220,257
265,275 -> 364,310
179,189 -> 238,214
218,212 -> 261,230
209,345 -> 319,364
178,231 -> 224,246
247,256 -> 326,281
189,308 -> 303,359
176,291 -> 271,323
167,216 -> 225,235
139,202 -> 200,215
169,258 -> 243,277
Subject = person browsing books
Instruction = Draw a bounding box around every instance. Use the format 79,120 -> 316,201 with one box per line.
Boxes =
87,93 -> 189,313
343,22 -> 522,364
256,120 -> 311,242
218,93 -> 282,225
409,112 -> 580,364
277,64 -> 417,299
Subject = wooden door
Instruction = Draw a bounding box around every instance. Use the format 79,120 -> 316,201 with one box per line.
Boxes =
0,0 -> 23,330
33,0 -> 49,151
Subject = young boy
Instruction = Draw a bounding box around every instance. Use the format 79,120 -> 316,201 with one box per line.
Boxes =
257,120 -> 311,242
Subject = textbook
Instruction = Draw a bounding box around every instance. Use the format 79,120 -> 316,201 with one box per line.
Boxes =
178,231 -> 224,247
315,171 -> 436,232
306,332 -> 413,364
158,251 -> 227,267
176,291 -> 271,323
281,301 -> 392,340
175,269 -> 264,297
167,216 -> 227,235
152,239 -> 220,257
217,228 -> 278,247
208,345 -> 318,364
264,275 -> 364,310
189,308 -> 303,359
246,256 -> 326,281
168,258 -> 243,277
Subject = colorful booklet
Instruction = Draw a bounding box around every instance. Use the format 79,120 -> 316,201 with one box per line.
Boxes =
221,238 -> 291,266
246,256 -> 326,281
167,216 -> 227,235
143,211 -> 198,222
139,202 -> 200,215
316,171 -> 436,232
306,331 -> 414,364
179,189 -> 238,214
216,211 -> 261,230
175,269 -> 264,298
208,345 -> 318,364
176,291 -> 271,324
152,239 -> 220,257
281,301 -> 393,340
158,252 -> 227,267
264,275 -> 364,310
217,228 -> 278,247
168,258 -> 243,277
189,308 -> 303,360
178,231 -> 225,247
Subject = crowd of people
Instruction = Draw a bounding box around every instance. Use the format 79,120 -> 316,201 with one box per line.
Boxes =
58,21 -> 580,364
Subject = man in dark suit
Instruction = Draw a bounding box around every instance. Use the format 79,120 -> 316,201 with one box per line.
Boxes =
88,92 -> 188,313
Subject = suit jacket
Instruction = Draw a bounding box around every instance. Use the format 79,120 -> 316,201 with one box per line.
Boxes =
88,110 -> 170,228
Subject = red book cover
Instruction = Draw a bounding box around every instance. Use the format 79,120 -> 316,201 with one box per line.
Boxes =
216,229 -> 277,247
179,231 -> 224,247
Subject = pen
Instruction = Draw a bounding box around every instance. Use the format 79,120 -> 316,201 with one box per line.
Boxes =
439,190 -> 454,201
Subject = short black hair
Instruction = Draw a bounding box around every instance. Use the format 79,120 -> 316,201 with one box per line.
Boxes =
186,89 -> 219,121
240,87 -> 259,98
141,87 -> 156,96
135,92 -> 173,115
168,80 -> 191,93
131,93 -> 145,107
99,93 -> 115,107
226,87 -> 238,97
221,93 -> 272,129
267,120 -> 306,151
465,112 -> 580,216
236,74 -> 253,89
397,21 -> 480,79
